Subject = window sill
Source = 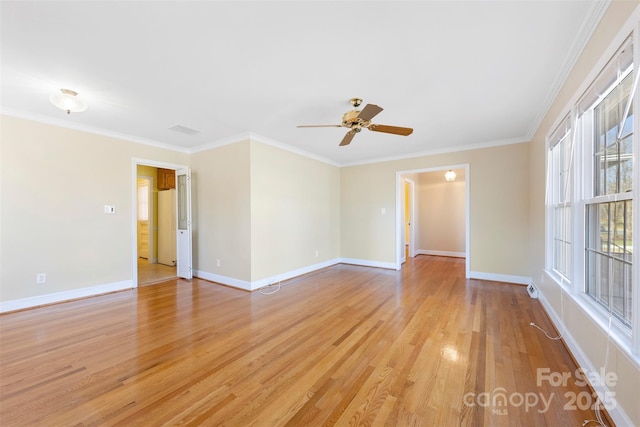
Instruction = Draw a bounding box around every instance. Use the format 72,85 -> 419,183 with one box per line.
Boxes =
543,269 -> 640,370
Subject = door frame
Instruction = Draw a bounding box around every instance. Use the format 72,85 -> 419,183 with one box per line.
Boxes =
132,158 -> 191,287
395,164 -> 470,277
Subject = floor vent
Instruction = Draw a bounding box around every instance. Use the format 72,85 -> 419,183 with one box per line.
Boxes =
527,283 -> 539,299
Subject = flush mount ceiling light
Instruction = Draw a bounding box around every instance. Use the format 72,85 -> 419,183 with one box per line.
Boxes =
445,170 -> 457,181
49,88 -> 88,114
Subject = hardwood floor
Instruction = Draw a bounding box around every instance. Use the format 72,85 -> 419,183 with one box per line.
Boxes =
138,257 -> 176,285
0,256 -> 611,426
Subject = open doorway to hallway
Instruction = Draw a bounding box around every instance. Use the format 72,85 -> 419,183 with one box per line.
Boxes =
396,165 -> 469,275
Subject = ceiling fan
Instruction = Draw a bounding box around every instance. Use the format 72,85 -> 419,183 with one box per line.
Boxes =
297,98 -> 413,146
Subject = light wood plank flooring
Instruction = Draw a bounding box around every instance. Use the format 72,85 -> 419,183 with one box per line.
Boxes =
0,256 -> 611,426
138,257 -> 176,285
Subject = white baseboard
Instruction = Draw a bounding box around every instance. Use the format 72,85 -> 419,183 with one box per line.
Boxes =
415,249 -> 466,258
468,271 -> 530,285
193,270 -> 252,290
339,258 -> 397,270
196,257 -> 398,291
195,258 -> 342,291
537,291 -> 633,427
0,280 -> 134,313
250,258 -> 341,290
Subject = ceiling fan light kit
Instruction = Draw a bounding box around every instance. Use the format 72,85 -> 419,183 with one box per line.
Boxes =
298,98 -> 413,146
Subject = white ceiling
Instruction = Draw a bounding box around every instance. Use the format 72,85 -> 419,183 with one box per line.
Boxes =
1,1 -> 607,166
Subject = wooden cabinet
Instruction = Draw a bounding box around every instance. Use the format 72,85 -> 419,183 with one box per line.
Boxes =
157,168 -> 175,190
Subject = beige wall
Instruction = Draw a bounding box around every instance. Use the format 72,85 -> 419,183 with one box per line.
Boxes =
529,2 -> 640,425
250,141 -> 341,281
191,140 -> 252,282
416,169 -> 466,255
341,142 -> 530,278
0,115 -> 189,302
340,162 -> 398,264
190,139 -> 341,286
0,121 -> 340,299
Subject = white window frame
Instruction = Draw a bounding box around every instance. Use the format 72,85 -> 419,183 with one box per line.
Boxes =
546,114 -> 574,286
583,62 -> 634,327
545,23 -> 640,357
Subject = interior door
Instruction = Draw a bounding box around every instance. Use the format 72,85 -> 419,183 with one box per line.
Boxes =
176,167 -> 193,279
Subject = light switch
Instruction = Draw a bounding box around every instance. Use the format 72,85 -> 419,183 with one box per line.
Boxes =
104,205 -> 116,214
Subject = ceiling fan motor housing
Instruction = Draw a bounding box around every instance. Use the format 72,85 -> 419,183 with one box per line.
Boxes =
342,110 -> 370,130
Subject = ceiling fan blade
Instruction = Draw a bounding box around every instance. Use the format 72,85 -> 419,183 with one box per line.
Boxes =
339,130 -> 357,146
297,124 -> 342,128
368,124 -> 413,136
357,104 -> 383,121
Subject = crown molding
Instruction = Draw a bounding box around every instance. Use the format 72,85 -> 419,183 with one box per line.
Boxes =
189,132 -> 340,167
187,132 -> 252,153
525,0 -> 611,140
1,108 -> 191,154
340,136 -> 529,168
248,132 -> 341,167
2,108 -> 529,168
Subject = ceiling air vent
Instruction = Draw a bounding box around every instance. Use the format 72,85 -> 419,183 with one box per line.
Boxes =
169,124 -> 200,136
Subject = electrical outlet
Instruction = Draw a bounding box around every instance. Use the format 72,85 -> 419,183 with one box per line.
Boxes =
216,259 -> 221,267
36,273 -> 46,284
315,250 -> 319,258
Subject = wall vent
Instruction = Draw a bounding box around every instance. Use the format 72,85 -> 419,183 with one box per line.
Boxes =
527,283 -> 539,299
169,124 -> 200,136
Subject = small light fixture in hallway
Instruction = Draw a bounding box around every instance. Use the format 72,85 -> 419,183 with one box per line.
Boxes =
445,170 -> 456,181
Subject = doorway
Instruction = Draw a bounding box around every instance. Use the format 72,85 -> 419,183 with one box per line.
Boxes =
403,178 -> 415,263
134,160 -> 192,286
396,165 -> 470,277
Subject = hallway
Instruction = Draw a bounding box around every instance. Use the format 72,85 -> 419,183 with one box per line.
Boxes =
137,257 -> 176,285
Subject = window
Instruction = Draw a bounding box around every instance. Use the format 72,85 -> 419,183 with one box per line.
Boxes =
548,115 -> 573,282
546,34 -> 636,334
137,180 -> 150,221
581,36 -> 634,327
